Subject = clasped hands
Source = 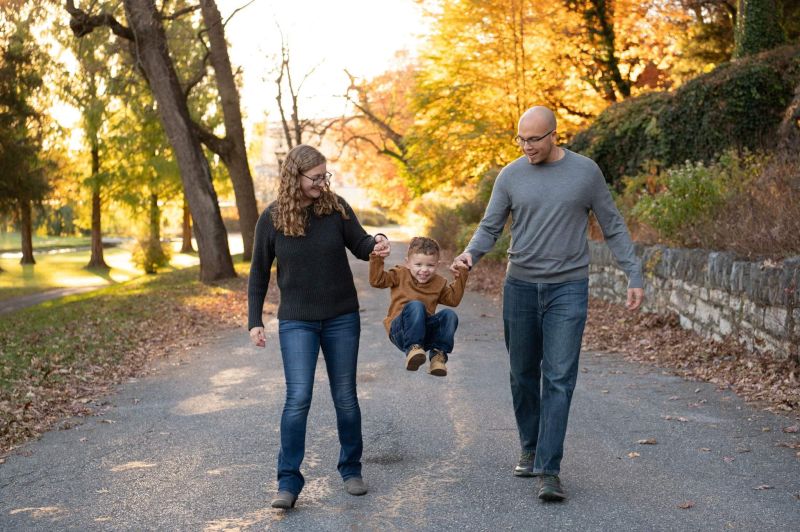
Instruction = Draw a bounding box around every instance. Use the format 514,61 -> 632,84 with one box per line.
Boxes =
371,234 -> 391,257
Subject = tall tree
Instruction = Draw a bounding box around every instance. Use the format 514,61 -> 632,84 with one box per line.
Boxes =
65,0 -> 235,282
191,0 -> 258,262
564,0 -> 630,101
733,0 -> 786,58
58,24 -> 118,269
0,9 -> 51,265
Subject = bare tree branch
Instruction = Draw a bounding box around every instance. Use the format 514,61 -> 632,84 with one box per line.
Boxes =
160,4 -> 201,21
65,0 -> 134,40
192,120 -> 231,157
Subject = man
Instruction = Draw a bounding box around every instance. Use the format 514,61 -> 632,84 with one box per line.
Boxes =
452,106 -> 644,502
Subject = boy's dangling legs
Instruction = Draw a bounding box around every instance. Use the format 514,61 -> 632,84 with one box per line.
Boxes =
389,300 -> 428,371
424,308 -> 458,377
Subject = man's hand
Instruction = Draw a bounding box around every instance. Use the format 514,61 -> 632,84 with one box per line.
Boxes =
450,252 -> 473,274
372,234 -> 391,257
250,326 -> 266,348
626,287 -> 644,311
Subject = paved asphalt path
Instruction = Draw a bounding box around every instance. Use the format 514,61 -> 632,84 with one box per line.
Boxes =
1,246 -> 798,531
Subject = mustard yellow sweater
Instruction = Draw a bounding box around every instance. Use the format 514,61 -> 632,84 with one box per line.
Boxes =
369,255 -> 468,335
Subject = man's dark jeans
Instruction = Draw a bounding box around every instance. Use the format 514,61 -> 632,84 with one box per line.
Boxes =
389,300 -> 458,360
277,311 -> 362,495
503,276 -> 589,476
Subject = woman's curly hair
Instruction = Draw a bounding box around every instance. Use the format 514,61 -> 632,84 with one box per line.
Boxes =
272,144 -> 349,237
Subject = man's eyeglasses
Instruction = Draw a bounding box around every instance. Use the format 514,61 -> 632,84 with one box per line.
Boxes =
300,171 -> 332,185
514,128 -> 555,147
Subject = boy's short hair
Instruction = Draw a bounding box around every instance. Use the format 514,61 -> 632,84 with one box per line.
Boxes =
408,236 -> 440,257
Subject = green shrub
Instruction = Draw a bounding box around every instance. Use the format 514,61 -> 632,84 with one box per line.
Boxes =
628,150 -> 766,245
353,207 -> 395,226
415,201 -> 463,251
455,222 -> 511,262
132,238 -> 172,274
569,45 -> 800,188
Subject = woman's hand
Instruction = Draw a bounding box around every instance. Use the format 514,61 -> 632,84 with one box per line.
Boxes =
373,234 -> 391,257
250,327 -> 266,348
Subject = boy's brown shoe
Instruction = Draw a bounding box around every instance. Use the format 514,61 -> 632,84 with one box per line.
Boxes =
429,350 -> 447,377
405,345 -> 426,371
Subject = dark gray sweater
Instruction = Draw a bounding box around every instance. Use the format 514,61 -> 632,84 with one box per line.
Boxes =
247,197 -> 377,329
466,149 -> 643,288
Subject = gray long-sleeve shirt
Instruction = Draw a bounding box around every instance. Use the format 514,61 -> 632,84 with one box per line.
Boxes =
465,148 -> 643,288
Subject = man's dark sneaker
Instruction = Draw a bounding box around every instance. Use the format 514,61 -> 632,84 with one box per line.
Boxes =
513,450 -> 536,477
538,475 -> 566,502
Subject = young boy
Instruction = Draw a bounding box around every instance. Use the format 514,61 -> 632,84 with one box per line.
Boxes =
369,237 -> 469,376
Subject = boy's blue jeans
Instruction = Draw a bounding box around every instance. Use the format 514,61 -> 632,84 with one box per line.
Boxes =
502,276 -> 589,476
389,300 -> 458,360
277,311 -> 362,496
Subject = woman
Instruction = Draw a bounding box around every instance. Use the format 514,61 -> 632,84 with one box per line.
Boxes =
248,144 -> 389,509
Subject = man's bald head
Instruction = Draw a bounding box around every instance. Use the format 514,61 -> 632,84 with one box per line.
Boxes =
518,106 -> 557,133
517,106 -> 561,165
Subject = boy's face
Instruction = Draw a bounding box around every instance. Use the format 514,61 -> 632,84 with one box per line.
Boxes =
406,252 -> 439,284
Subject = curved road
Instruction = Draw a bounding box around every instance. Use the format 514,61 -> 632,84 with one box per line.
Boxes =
1,246 -> 798,530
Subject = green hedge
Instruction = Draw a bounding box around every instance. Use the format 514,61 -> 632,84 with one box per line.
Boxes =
569,45 -> 800,187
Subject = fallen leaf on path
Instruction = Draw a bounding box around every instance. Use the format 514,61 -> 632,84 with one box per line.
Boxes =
677,501 -> 694,509
752,485 -> 774,490
627,452 -> 640,458
694,388 -> 701,393
668,396 -> 680,401
723,456 -> 735,463
662,415 -> 689,422
762,427 -> 772,432
777,441 -> 800,449
601,390 -> 609,393
637,438 -> 657,445
700,447 -> 711,452
782,425 -> 799,433
736,447 -> 751,453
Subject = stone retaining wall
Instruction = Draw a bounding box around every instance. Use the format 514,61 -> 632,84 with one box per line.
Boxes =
588,242 -> 799,360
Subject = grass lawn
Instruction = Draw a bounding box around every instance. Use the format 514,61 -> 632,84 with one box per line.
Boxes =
0,232 -> 91,253
0,257 -> 263,453
0,243 -> 202,303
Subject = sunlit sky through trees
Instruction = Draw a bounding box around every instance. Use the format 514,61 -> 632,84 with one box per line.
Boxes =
222,0 -> 425,125
52,0 -> 426,148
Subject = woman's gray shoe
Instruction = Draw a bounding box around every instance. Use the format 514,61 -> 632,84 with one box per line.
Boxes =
514,450 -> 536,477
344,477 -> 368,496
270,491 -> 297,509
538,475 -> 566,502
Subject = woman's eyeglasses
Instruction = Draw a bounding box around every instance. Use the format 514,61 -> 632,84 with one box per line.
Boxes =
300,171 -> 332,185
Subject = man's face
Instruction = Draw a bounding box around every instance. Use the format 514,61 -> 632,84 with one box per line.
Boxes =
406,252 -> 438,284
517,120 -> 555,165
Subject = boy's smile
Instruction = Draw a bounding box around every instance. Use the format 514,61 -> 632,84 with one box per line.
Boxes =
406,252 -> 438,284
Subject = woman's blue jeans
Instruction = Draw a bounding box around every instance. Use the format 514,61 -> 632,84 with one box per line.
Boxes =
388,300 -> 458,360
503,276 -> 588,476
277,311 -> 362,495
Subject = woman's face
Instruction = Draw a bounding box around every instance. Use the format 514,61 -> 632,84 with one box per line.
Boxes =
298,162 -> 327,205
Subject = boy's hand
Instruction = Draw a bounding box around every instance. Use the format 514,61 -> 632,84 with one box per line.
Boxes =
450,252 -> 472,274
452,263 -> 469,278
373,234 -> 391,257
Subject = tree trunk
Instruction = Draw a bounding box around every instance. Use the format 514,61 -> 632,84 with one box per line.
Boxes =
198,0 -> 258,262
180,195 -> 194,253
149,192 -> 160,243
19,200 -> 35,265
733,0 -> 786,58
87,142 -> 109,269
123,0 -> 234,282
